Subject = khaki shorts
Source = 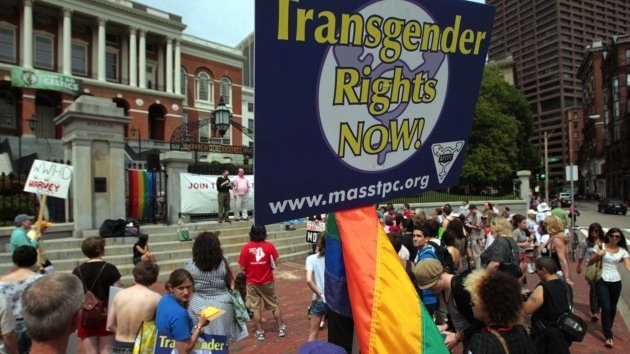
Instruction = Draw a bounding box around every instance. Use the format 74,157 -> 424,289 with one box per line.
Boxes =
246,281 -> 280,311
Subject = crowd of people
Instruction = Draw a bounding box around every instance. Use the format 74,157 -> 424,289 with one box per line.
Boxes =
1,197 -> 629,354
377,200 -> 630,353
0,216 -> 287,354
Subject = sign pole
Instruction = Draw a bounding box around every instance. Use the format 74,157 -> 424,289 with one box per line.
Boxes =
35,195 -> 47,268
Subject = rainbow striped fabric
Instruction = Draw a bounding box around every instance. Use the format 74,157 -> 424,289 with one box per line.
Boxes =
127,169 -> 155,220
325,206 -> 448,354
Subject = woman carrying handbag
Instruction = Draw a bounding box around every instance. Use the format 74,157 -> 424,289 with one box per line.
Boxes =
185,232 -> 247,345
576,223 -> 605,321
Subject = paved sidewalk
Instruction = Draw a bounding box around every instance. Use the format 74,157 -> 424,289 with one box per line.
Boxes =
78,254 -> 628,353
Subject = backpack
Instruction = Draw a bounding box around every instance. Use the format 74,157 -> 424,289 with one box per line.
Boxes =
428,240 -> 455,274
99,219 -> 126,238
77,263 -> 109,327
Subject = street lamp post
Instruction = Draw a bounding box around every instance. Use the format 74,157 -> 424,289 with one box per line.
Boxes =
212,96 -> 233,138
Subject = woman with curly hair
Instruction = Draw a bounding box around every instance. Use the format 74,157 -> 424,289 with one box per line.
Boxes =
465,269 -> 535,353
185,232 -> 245,344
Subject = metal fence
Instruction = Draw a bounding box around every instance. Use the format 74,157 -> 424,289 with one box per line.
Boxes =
125,162 -> 168,224
387,190 -> 519,205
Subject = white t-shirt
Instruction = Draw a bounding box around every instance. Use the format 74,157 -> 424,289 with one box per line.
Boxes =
398,245 -> 410,261
594,246 -> 630,282
305,254 -> 326,301
0,294 -> 15,354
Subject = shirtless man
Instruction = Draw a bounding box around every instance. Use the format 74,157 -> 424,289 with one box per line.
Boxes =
107,262 -> 161,354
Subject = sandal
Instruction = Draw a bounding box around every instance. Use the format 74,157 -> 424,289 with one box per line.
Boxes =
279,323 -> 287,337
255,330 -> 265,341
605,338 -> 613,348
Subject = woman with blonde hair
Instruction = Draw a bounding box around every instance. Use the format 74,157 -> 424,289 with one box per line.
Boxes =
480,218 -> 521,278
464,269 -> 535,353
540,215 -> 574,286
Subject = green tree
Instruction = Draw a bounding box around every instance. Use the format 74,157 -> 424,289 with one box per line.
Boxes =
461,66 -> 538,192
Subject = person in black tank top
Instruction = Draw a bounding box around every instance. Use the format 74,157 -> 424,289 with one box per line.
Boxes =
523,257 -> 571,354
541,215 -> 574,286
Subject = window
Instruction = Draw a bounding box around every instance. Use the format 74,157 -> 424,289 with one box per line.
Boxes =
220,78 -> 232,106
34,34 -> 54,69
247,102 -> 254,112
0,94 -> 16,128
106,49 -> 118,81
626,49 -> 630,65
0,26 -> 16,63
71,43 -> 87,76
195,72 -> 213,106
180,67 -> 187,97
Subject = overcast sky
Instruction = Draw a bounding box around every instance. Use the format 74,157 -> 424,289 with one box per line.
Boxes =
139,0 -> 485,47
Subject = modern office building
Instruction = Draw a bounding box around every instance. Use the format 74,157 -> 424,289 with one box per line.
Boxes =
486,0 -> 630,182
0,0 -> 246,168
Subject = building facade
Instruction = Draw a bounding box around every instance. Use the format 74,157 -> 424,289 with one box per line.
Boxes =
486,0 -> 630,182
0,0 -> 244,165
601,35 -> 630,199
577,41 -> 607,198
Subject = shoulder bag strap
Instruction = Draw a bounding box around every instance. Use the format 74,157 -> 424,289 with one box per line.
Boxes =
487,328 -> 510,354
562,282 -> 573,311
78,262 -> 108,292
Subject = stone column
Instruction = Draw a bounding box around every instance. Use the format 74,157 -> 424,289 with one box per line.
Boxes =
160,151 -> 193,224
22,0 -> 34,69
54,96 -> 131,237
97,18 -> 106,81
166,37 -> 173,93
138,30 -> 146,89
174,39 -> 181,95
517,170 -> 532,203
128,27 -> 137,87
62,8 -> 72,75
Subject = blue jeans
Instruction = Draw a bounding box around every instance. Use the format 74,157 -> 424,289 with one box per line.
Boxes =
15,319 -> 31,354
596,279 -> 622,339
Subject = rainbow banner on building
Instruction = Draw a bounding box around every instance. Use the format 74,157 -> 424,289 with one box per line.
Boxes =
128,170 -> 155,220
326,206 -> 448,354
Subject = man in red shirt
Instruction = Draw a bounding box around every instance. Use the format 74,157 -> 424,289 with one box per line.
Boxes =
238,225 -> 286,341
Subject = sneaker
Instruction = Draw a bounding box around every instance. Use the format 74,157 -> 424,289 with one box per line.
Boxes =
218,219 -> 223,223
255,330 -> 265,341
591,313 -> 599,322
278,324 -> 287,337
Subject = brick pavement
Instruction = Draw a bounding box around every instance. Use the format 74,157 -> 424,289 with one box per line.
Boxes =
78,255 -> 628,353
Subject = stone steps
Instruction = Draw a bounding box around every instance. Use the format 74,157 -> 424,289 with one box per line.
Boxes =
0,222 -> 311,281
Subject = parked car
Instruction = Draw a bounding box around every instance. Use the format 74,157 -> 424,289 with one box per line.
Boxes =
558,192 -> 572,207
598,199 -> 627,215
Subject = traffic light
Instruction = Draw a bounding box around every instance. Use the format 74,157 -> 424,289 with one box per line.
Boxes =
539,173 -> 546,181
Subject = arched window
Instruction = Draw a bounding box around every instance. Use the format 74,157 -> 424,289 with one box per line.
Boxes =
220,77 -> 232,106
195,71 -> 213,106
180,67 -> 187,97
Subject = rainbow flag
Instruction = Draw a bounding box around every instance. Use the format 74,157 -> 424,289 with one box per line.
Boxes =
128,169 -> 155,220
326,206 -> 448,354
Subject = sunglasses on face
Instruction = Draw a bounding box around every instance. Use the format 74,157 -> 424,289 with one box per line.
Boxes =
609,234 -> 622,239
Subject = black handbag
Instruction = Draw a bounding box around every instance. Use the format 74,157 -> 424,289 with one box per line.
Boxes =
556,283 -> 587,342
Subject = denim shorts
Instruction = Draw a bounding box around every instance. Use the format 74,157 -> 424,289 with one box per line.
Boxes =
309,300 -> 329,316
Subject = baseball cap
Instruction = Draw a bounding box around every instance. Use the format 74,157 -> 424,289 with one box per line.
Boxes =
299,342 -> 347,354
527,209 -> 537,215
14,214 -> 35,225
469,204 -> 477,210
413,258 -> 443,290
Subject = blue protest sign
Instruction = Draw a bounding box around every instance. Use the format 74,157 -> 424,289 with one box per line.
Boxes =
154,330 -> 227,353
255,0 -> 495,224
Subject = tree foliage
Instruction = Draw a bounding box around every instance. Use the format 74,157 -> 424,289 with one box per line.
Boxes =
460,66 -> 539,192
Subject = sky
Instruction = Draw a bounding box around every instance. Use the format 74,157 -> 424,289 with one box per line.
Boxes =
138,0 -> 485,48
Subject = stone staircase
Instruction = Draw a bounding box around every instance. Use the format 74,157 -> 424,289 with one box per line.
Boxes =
0,221 -> 312,285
